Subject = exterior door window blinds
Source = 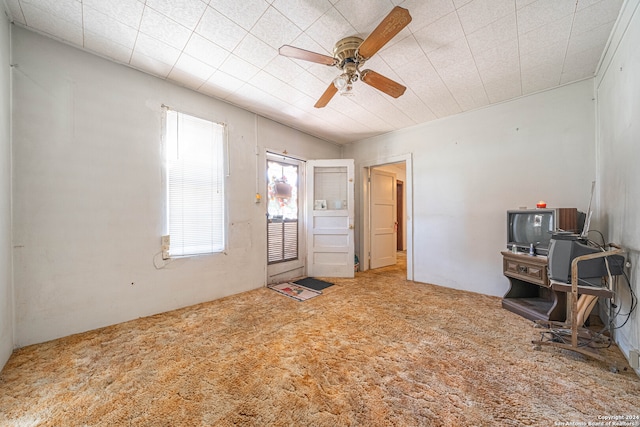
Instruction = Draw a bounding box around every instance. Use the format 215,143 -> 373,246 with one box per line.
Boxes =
267,220 -> 298,264
166,110 -> 225,256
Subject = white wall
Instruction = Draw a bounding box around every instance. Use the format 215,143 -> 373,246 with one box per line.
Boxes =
595,0 -> 640,372
0,11 -> 14,369
344,80 -> 597,297
11,27 -> 340,347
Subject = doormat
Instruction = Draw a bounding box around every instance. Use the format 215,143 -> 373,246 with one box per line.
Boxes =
268,283 -> 322,302
293,277 -> 334,291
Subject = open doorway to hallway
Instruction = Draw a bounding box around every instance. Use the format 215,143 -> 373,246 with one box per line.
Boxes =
370,162 -> 406,274
361,157 -> 411,280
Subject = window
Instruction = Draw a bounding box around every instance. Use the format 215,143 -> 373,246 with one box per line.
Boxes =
165,109 -> 225,256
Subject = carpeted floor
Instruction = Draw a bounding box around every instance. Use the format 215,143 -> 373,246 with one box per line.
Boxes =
1,254 -> 638,426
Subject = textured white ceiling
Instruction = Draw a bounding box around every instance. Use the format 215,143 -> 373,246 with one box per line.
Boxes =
2,0 -> 624,144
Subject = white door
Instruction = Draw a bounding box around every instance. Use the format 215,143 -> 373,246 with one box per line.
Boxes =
306,159 -> 354,278
370,168 -> 397,269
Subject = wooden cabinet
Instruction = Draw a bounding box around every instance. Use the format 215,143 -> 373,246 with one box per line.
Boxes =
504,255 -> 547,285
501,251 -> 566,322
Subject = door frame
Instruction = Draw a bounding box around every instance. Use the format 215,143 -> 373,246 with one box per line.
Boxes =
265,151 -> 307,284
359,153 -> 413,280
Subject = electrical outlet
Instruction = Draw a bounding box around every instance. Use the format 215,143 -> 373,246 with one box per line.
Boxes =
630,350 -> 640,369
161,235 -> 170,247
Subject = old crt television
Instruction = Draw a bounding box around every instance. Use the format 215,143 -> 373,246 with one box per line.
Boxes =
548,232 -> 624,286
507,208 -> 578,255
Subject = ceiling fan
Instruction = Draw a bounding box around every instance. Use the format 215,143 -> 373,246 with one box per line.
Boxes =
279,6 -> 412,108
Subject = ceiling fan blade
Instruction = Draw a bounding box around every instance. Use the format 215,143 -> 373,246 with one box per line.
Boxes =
360,70 -> 406,98
314,83 -> 338,108
279,45 -> 337,66
357,6 -> 412,60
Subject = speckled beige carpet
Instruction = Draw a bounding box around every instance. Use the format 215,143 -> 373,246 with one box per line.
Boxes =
1,254 -> 638,426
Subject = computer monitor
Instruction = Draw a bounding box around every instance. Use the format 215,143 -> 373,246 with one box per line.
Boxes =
548,233 -> 624,286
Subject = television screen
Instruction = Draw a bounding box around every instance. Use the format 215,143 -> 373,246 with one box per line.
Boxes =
508,209 -> 555,254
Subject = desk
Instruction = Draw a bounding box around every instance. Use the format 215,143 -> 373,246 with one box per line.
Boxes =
532,246 -> 624,370
550,280 -> 614,326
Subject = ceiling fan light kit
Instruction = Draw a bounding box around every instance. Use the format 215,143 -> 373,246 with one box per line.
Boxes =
278,6 -> 412,108
333,74 -> 354,96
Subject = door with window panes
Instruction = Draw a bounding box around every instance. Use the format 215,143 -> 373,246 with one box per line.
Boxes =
306,159 -> 354,278
266,154 -> 305,284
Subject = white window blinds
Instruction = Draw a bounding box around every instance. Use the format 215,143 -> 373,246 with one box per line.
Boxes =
165,109 -> 225,256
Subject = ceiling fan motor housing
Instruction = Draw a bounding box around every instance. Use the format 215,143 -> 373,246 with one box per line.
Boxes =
333,36 -> 365,71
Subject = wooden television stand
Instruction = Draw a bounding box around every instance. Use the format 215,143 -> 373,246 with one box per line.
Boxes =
501,251 -> 566,322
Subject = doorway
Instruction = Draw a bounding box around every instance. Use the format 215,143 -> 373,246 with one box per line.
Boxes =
266,153 -> 305,284
369,167 -> 398,269
266,154 -> 356,283
360,155 -> 413,280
